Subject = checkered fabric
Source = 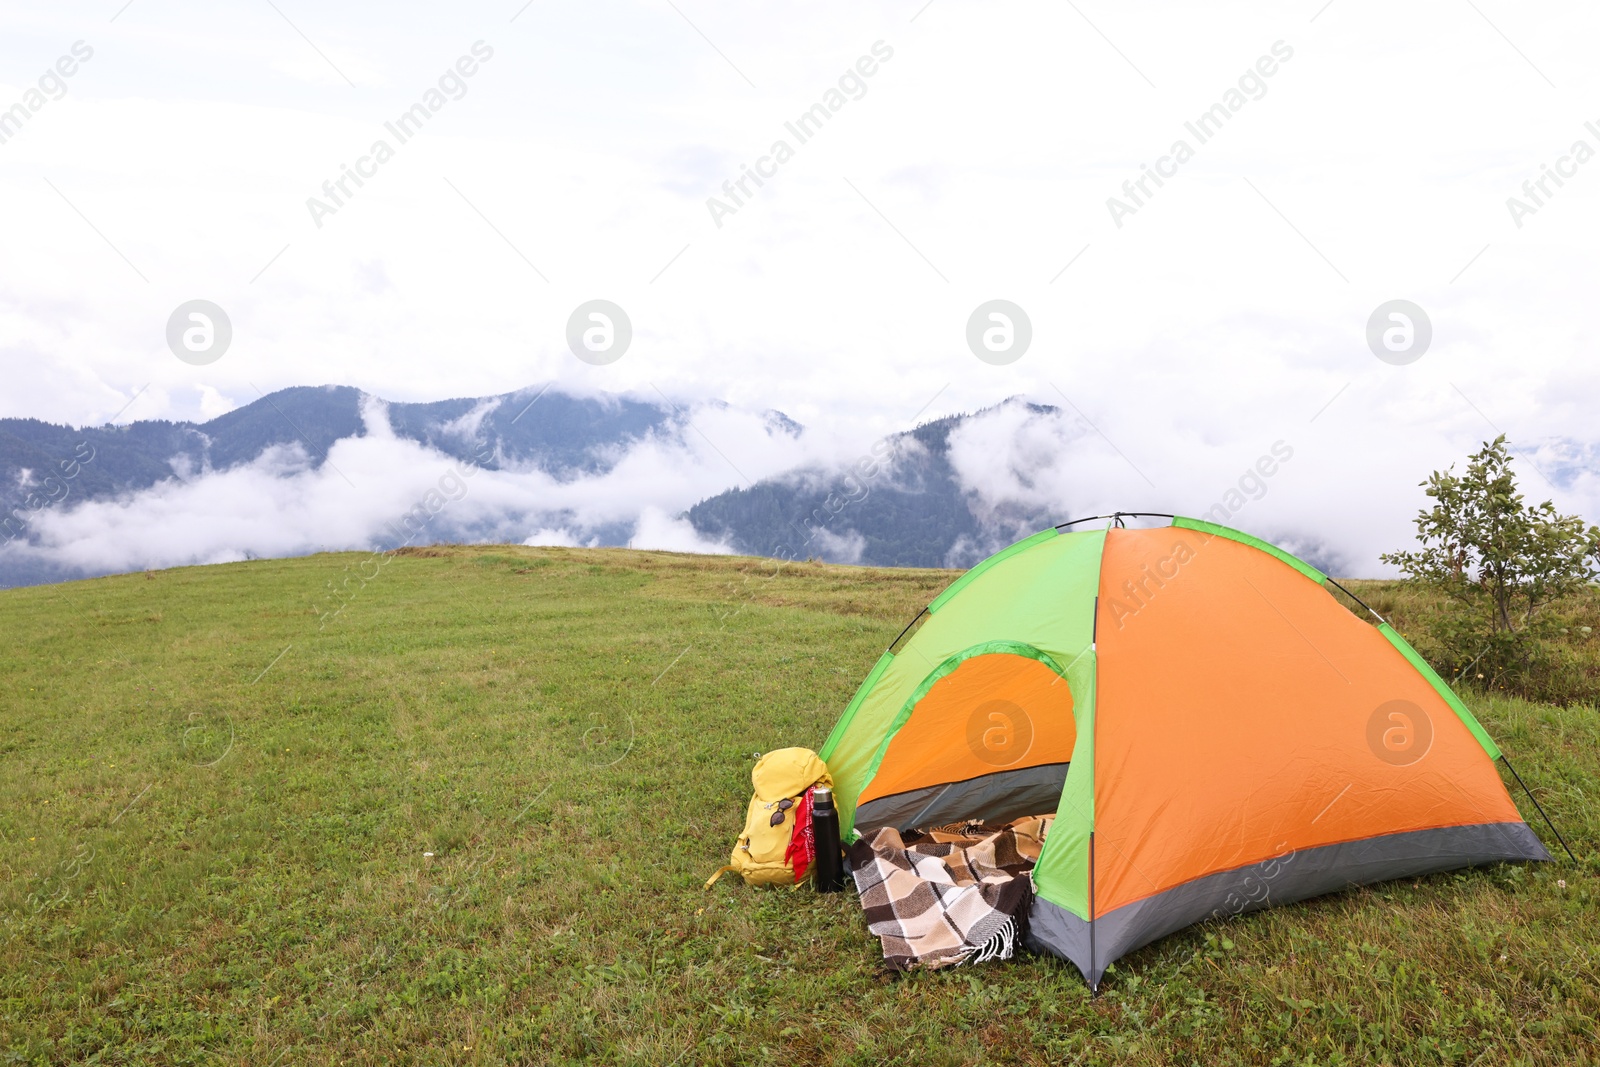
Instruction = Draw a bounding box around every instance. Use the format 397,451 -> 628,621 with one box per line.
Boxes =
847,815 -> 1052,971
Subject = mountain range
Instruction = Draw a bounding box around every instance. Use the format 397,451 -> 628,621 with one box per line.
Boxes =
0,385 -> 1069,589
7,383 -> 1597,592
0,384 -> 689,497
688,405 -> 1064,568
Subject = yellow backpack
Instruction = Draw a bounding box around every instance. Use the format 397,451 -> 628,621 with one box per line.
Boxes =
704,747 -> 832,888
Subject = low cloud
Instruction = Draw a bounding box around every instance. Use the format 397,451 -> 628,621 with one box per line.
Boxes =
809,527 -> 866,565
939,398 -> 1600,579
523,528 -> 584,549
7,388 -> 1599,587
631,506 -> 734,554
4,398 -> 806,583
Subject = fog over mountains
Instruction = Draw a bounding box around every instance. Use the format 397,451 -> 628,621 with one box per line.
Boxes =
4,383 -> 1598,590
0,385 -> 1091,587
0,384 -> 789,588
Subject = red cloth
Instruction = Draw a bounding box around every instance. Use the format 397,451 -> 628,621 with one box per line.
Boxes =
785,788 -> 816,882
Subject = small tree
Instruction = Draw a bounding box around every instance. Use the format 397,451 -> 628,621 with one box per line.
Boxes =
1381,435 -> 1600,694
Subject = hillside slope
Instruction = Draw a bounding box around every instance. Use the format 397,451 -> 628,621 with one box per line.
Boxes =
0,549 -> 1594,1064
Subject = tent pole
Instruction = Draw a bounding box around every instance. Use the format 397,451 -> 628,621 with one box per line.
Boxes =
1331,585 -> 1574,862
1500,755 -> 1577,862
1325,577 -> 1389,625
1325,583 -> 1575,862
1088,831 -> 1098,997
887,606 -> 928,653
1055,511 -> 1176,531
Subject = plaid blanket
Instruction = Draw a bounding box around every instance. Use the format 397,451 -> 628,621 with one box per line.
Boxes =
847,815 -> 1052,971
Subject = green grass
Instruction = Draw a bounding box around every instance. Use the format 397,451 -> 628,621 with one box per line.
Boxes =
0,546 -> 1595,1066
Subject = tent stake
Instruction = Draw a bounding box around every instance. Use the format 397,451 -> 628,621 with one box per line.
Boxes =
1501,754 -> 1577,862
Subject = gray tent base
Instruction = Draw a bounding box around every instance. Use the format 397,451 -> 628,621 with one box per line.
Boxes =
1026,821 -> 1551,990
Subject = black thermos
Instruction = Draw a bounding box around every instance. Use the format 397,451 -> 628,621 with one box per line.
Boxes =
812,786 -> 845,892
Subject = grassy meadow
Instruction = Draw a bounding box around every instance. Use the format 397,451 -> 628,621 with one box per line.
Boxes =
0,545 -> 1595,1065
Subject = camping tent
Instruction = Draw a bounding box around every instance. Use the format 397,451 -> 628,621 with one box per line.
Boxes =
819,515 -> 1552,988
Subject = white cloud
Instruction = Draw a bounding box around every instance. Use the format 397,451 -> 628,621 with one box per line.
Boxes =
8,384 -> 1599,583
438,396 -> 504,444
809,527 -> 866,564
2,0 -> 1598,576
6,396 -> 795,579
630,506 -> 733,555
196,384 -> 236,421
523,528 -> 582,548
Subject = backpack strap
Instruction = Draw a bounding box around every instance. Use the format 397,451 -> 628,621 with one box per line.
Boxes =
702,865 -> 738,890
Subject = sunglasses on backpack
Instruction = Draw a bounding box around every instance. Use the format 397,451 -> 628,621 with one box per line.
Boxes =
768,797 -> 795,826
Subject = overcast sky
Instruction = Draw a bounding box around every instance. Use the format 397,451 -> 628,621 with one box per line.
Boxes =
3,0 -> 1599,572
